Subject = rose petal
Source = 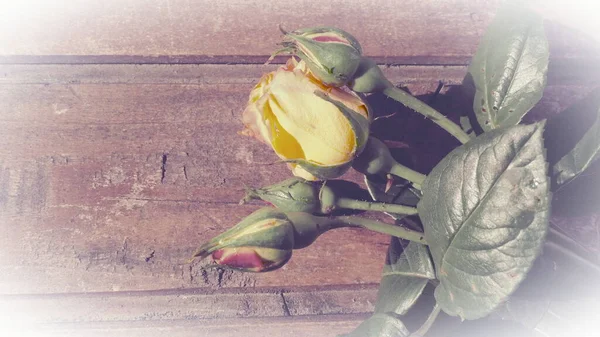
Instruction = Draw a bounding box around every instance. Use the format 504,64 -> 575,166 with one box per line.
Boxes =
214,248 -> 265,270
268,71 -> 355,165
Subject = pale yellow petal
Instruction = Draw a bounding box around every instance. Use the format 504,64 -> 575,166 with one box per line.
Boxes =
263,99 -> 305,160
267,71 -> 355,165
241,96 -> 272,145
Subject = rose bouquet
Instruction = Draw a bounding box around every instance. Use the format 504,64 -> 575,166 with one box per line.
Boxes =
192,3 -> 600,336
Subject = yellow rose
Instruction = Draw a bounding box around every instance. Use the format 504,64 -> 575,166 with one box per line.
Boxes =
241,58 -> 370,180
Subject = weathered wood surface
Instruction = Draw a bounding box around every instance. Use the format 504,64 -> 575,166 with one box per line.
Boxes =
2,284 -> 379,336
0,63 -> 597,297
0,65 -> 466,296
1,1 -> 599,335
1,0 -> 598,65
2,285 -> 377,323
0,0 -> 500,64
8,315 -> 372,337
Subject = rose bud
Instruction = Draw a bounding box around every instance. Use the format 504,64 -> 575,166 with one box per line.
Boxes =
274,27 -> 362,87
239,177 -> 337,214
240,177 -> 322,214
191,208 -> 331,272
353,137 -> 426,189
210,247 -> 291,273
241,58 -> 370,181
241,177 -> 419,216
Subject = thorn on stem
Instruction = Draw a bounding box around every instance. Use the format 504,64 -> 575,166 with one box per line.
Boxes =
385,174 -> 395,193
428,81 -> 444,104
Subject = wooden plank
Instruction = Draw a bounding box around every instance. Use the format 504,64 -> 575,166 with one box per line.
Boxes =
0,0 -> 501,64
1,1 -> 597,65
1,63 -> 598,85
0,286 -> 375,337
0,203 -> 389,294
1,285 -> 376,323
10,315 -> 370,337
0,64 -> 468,85
0,64 -> 596,295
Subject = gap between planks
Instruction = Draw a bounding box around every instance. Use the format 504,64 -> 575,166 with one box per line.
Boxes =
0,63 -> 597,86
6,314 -> 372,337
0,284 -> 379,324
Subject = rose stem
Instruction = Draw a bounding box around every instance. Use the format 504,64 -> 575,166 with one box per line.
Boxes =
382,86 -> 471,144
325,216 -> 427,244
335,197 -> 418,215
389,162 -> 426,189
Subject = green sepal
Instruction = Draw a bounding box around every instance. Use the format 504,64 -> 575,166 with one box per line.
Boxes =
352,137 -> 394,176
193,208 -> 293,258
348,57 -> 392,93
265,46 -> 295,64
284,158 -> 353,180
222,221 -> 295,251
241,177 -> 321,214
283,212 -> 334,249
242,177 -> 339,214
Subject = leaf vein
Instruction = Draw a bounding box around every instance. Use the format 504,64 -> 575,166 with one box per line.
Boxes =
440,126 -> 540,280
494,28 -> 531,115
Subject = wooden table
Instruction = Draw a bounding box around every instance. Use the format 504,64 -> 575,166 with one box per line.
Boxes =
1,1 -> 598,336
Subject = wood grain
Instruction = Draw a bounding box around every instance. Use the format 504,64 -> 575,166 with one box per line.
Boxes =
0,0 -> 500,64
9,315 -> 371,337
1,1 -> 598,65
0,64 -> 595,295
0,64 -> 456,295
1,285 -> 377,323
0,285 -> 378,336
1,2 -> 597,334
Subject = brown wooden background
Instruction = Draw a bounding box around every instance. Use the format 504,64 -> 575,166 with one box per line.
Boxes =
1,0 -> 599,336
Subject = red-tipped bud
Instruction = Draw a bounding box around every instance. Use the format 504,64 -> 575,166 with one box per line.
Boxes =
192,208 -> 333,272
212,247 -> 292,272
272,27 -> 363,87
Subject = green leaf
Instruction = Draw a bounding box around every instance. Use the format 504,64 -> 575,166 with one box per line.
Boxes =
553,107 -> 600,185
341,313 -> 410,337
467,4 -> 548,132
364,173 -> 433,318
417,122 -> 551,320
374,238 -> 435,316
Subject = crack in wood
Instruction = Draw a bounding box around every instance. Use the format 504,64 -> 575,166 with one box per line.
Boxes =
280,292 -> 291,317
145,250 -> 155,263
160,153 -> 168,184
